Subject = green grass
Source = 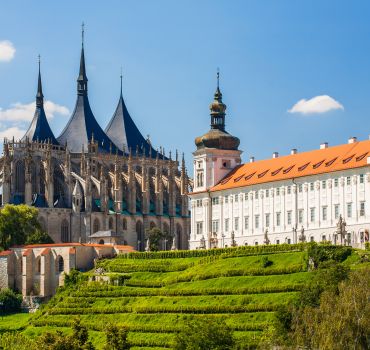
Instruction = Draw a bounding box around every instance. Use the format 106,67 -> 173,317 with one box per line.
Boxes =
15,245 -> 367,349
0,313 -> 31,333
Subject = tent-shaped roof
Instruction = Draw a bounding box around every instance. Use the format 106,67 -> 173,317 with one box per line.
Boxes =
22,60 -> 58,144
57,45 -> 119,154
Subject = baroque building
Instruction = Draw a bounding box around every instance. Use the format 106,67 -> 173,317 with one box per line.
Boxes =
0,35 -> 190,251
189,75 -> 370,249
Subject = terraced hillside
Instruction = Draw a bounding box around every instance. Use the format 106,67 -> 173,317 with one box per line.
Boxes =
29,244 -> 314,349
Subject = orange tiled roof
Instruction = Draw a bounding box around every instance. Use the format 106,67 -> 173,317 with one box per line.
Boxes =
40,248 -> 50,256
12,243 -> 134,250
212,139 -> 370,192
0,250 -> 12,256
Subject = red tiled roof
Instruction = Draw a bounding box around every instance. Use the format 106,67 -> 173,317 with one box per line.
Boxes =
69,247 -> 76,254
211,140 -> 370,192
0,250 -> 12,257
40,248 -> 50,256
22,249 -> 32,257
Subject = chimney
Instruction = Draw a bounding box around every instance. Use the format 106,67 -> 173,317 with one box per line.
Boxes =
272,152 -> 279,159
348,137 -> 357,144
320,142 -> 328,149
249,156 -> 255,163
290,148 -> 297,155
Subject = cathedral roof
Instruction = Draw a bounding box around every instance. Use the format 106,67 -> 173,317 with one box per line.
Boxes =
211,139 -> 370,193
22,59 -> 59,144
57,41 -> 119,154
105,76 -> 158,158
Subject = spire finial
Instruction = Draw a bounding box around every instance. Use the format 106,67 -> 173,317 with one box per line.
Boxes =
36,54 -> 44,107
120,66 -> 123,96
217,67 -> 220,89
82,22 -> 85,48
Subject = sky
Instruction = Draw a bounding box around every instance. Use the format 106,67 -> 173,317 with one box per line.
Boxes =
1,1 -> 370,171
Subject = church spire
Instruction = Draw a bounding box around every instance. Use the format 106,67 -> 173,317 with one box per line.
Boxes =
210,68 -> 226,131
77,22 -> 88,96
36,55 -> 44,107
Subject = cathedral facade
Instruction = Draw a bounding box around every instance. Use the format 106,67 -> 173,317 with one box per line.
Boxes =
0,37 -> 190,251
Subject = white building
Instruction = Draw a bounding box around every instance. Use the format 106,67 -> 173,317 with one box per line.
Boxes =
189,80 -> 370,250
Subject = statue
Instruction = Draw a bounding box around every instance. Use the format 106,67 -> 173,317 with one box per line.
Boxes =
171,236 -> 177,250
145,238 -> 150,252
231,231 -> 237,247
199,235 -> 206,249
263,229 -> 270,245
336,215 -> 347,245
210,232 -> 218,249
298,226 -> 306,242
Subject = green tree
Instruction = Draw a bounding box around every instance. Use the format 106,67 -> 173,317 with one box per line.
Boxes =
146,227 -> 170,251
0,204 -> 51,250
0,288 -> 22,314
292,267 -> 370,350
25,229 -> 53,245
104,324 -> 130,350
174,318 -> 234,350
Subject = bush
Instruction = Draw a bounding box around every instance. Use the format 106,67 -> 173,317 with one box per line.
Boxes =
0,288 -> 22,314
260,256 -> 273,268
307,243 -> 352,268
64,270 -> 88,288
25,229 -> 54,245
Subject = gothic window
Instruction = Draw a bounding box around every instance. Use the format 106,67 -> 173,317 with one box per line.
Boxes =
31,162 -> 37,194
93,218 -> 100,233
136,220 -> 144,251
61,219 -> 69,243
39,165 -> 46,195
122,218 -> 127,230
15,160 -> 25,193
56,256 -> 64,273
35,257 -> 41,275
109,217 -> 114,230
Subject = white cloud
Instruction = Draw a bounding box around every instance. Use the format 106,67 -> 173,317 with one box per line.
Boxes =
288,95 -> 344,115
0,126 -> 26,141
0,100 -> 69,122
0,40 -> 15,62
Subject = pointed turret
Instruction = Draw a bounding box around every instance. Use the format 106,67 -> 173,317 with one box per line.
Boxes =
57,24 -> 119,154
22,56 -> 59,144
105,73 -> 159,158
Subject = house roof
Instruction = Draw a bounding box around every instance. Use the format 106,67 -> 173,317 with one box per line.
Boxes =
211,139 -> 370,192
0,250 -> 12,257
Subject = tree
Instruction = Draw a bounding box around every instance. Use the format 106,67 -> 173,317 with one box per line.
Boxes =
174,318 -> 234,350
146,227 -> 171,251
292,267 -> 370,350
0,288 -> 22,314
25,229 -> 54,245
104,324 -> 130,350
0,204 -> 52,250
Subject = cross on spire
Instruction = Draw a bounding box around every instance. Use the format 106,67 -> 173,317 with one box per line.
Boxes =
81,22 -> 85,48
120,66 -> 123,96
217,67 -> 220,89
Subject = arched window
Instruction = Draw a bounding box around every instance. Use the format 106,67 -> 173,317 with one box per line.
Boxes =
35,257 -> 41,275
176,224 -> 182,249
61,219 -> 69,243
39,165 -> 46,195
136,221 -> 144,251
93,218 -> 100,233
122,218 -> 127,230
31,162 -> 37,194
109,217 -> 114,230
99,239 -> 104,245
53,166 -> 65,199
15,160 -> 25,193
56,256 -> 64,273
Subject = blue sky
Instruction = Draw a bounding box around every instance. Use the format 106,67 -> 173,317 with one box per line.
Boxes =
1,1 -> 370,170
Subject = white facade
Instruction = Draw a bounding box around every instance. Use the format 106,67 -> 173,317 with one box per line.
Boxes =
190,159 -> 370,250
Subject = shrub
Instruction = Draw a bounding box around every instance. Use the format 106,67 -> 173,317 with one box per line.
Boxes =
0,288 -> 22,314
64,269 -> 88,288
260,256 -> 273,268
307,243 -> 352,268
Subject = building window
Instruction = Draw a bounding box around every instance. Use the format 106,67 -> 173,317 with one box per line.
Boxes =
224,196 -> 229,204
322,235 -> 326,242
56,256 -> 64,273
334,204 -> 340,219
244,216 -> 249,230
255,215 -> 260,229
298,184 -> 303,193
298,209 -> 304,224
61,220 -> 69,243
234,217 -> 239,231
276,212 -> 281,226
334,178 -> 339,187
196,172 -> 204,187
122,218 -> 127,230
276,239 -> 280,244
310,236 -> 314,242
265,190 -> 269,198
93,218 -> 100,233
346,176 -> 351,186
196,199 -> 202,207
360,174 -> 365,184
225,218 -> 229,232
347,203 -> 352,218
212,197 -> 219,205
322,180 -> 326,189
196,222 -> 203,235
265,213 -> 270,227
234,195 -> 238,202
212,220 -> 219,233
255,191 -> 258,200
287,211 -> 292,225
244,193 -> 248,201
360,202 -> 365,217
287,186 -> 291,194
287,238 -> 291,244
322,206 -> 327,221
310,208 -> 315,222
276,188 -> 280,196
310,182 -> 314,191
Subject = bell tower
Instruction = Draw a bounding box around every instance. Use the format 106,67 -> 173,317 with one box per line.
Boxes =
193,71 -> 242,191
